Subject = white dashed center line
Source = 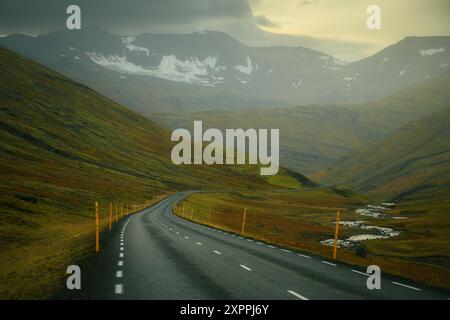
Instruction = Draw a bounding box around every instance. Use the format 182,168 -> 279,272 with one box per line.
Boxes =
213,250 -> 222,255
184,236 -> 189,239
118,261 -> 123,266
240,264 -> 252,271
115,284 -> 123,294
119,253 -> 124,258
116,271 -> 123,278
287,290 -> 309,300
196,242 -> 203,246
351,269 -> 369,276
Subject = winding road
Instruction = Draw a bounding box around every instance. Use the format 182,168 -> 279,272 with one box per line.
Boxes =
70,192 -> 449,300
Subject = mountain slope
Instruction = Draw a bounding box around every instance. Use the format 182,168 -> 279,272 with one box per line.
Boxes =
0,45 -> 317,298
320,107 -> 450,203
1,27 -> 449,113
153,72 -> 450,175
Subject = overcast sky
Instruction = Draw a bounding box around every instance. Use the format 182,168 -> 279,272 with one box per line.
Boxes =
0,0 -> 449,61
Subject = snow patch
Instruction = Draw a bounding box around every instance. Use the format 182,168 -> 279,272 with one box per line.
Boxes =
419,47 -> 446,57
234,56 -> 254,75
86,52 -> 226,86
292,78 -> 303,88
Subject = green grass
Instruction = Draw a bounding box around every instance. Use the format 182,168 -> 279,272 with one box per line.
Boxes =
178,190 -> 450,290
0,46 -> 300,299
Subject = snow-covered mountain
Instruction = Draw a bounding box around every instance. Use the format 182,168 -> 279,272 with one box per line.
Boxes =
2,26 -> 449,112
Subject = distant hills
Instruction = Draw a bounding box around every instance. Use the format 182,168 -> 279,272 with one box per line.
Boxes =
1,26 -> 449,113
319,106 -> 450,203
154,72 -> 450,175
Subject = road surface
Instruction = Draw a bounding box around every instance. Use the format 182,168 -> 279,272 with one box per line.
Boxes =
69,192 -> 449,299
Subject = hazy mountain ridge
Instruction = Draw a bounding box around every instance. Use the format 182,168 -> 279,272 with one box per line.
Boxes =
1,26 -> 449,113
153,72 -> 450,175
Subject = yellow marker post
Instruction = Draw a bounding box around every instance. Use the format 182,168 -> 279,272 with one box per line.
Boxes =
115,202 -> 118,223
241,208 -> 247,236
95,202 -> 99,252
333,210 -> 340,259
109,203 -> 112,231
191,207 -> 194,221
208,208 -> 211,225
182,206 -> 185,218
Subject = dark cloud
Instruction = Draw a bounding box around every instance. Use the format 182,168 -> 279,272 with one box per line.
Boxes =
0,0 -> 253,35
255,14 -> 281,28
0,0 -> 377,60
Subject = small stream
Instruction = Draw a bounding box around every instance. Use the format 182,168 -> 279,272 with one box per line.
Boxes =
321,203 -> 404,248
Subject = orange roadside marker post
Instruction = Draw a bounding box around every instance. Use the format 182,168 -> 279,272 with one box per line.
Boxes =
191,207 -> 194,220
241,208 -> 247,236
109,203 -> 112,231
333,210 -> 340,259
95,202 -> 100,252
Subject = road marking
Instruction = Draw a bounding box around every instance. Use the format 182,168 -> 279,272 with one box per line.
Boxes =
213,250 -> 222,255
118,260 -> 123,266
392,281 -> 421,291
287,290 -> 309,300
176,231 -> 179,234
247,239 -> 253,242
321,261 -> 337,267
240,264 -> 252,271
116,271 -> 123,278
351,269 -> 369,276
256,242 -> 263,245
196,242 -> 203,246
120,247 -> 124,251
184,236 -> 189,239
281,249 -> 291,253
119,253 -> 124,258
115,284 -> 123,294
238,237 -> 244,240
267,245 -> 275,249
298,254 -> 311,259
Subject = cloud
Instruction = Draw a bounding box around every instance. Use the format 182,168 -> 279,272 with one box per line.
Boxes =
0,0 -> 253,35
255,14 -> 281,28
299,0 -> 319,6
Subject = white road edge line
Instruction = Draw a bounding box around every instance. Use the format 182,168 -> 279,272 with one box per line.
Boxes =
287,290 -> 309,300
281,249 -> 291,253
392,281 -> 421,291
321,261 -> 337,267
298,254 -> 311,259
240,264 -> 252,271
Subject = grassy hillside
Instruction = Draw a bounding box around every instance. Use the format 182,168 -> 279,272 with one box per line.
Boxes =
153,73 -> 450,175
320,107 -> 450,202
0,46 -> 306,299
318,108 -> 450,285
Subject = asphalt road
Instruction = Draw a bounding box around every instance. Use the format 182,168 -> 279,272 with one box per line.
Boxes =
70,192 -> 449,300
